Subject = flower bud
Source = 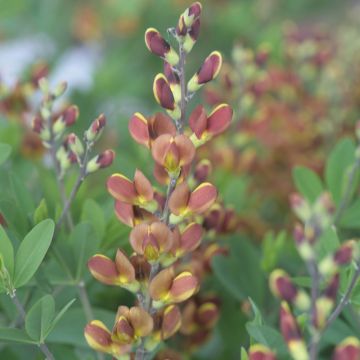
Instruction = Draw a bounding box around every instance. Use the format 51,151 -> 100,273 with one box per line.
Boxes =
56,144 -> 77,177
88,249 -> 139,292
187,51 -> 222,92
314,274 -> 339,329
66,133 -> 84,161
333,337 -> 360,360
150,305 -> 182,344
145,28 -> 179,66
164,61 -> 181,103
32,115 -> 50,142
194,159 -> 212,183
183,19 -> 201,53
176,2 -> 202,36
85,114 -> 106,143
289,193 -> 311,222
149,267 -> 198,307
38,77 -> 49,94
280,302 -> 308,360
269,269 -> 310,311
53,81 -> 67,98
153,74 -> 180,119
249,344 -> 277,360
86,150 -> 115,173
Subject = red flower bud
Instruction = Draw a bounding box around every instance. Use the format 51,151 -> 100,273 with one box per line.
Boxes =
188,51 -> 222,92
333,337 -> 360,360
145,28 -> 179,66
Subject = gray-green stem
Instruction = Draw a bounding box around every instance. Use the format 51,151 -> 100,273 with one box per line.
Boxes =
10,291 -> 55,360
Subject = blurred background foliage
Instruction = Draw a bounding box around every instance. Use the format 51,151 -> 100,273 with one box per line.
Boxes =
1,0 -> 360,359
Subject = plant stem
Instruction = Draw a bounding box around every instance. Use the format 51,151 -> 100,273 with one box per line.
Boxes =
77,280 -> 94,323
9,292 -> 55,360
308,260 -> 320,360
134,42 -> 188,360
325,262 -> 360,330
55,142 -> 90,231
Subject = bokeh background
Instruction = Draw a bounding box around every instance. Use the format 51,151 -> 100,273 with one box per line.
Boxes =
1,0 -> 360,359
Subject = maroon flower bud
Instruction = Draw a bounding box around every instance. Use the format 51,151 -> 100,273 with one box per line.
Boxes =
188,51 -> 222,92
333,337 -> 360,360
145,28 -> 179,66
153,74 -> 176,111
249,344 -> 277,360
86,150 -> 115,173
61,105 -> 79,127
85,114 -> 106,143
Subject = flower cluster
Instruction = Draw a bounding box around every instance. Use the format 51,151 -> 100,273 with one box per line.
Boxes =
32,79 -> 114,178
244,182 -> 360,358
200,25 -> 360,239
85,2 -> 233,358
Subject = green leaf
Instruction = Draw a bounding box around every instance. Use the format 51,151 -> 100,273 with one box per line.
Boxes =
45,298 -> 76,338
212,236 -> 265,304
25,295 -> 55,342
0,143 -> 11,165
9,172 -> 35,216
246,323 -> 288,355
33,199 -> 49,225
339,198 -> 360,228
325,138 -> 356,205
316,227 -> 340,259
0,327 -> 36,344
14,219 -> 55,288
248,298 -> 263,326
293,166 -> 323,202
261,231 -> 287,272
240,347 -> 249,360
0,225 -> 14,276
70,222 -> 100,281
81,199 -> 105,240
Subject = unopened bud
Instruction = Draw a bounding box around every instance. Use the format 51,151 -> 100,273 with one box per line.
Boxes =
53,81 -> 67,98
38,77 -> 49,94
85,114 -> 106,143
66,133 -> 84,160
86,150 -> 115,174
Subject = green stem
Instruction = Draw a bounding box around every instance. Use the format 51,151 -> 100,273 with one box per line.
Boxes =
9,292 -> 56,360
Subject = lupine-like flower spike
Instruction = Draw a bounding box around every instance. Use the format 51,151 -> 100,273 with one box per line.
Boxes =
149,267 -> 198,307
333,337 -> 360,360
187,51 -> 223,93
88,249 -> 140,292
145,28 -> 179,66
248,344 -> 277,360
269,269 -> 310,311
189,104 -> 233,146
280,302 -> 309,360
85,2 -> 233,358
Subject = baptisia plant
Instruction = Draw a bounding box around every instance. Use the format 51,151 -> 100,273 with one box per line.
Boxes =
84,2 -> 233,359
